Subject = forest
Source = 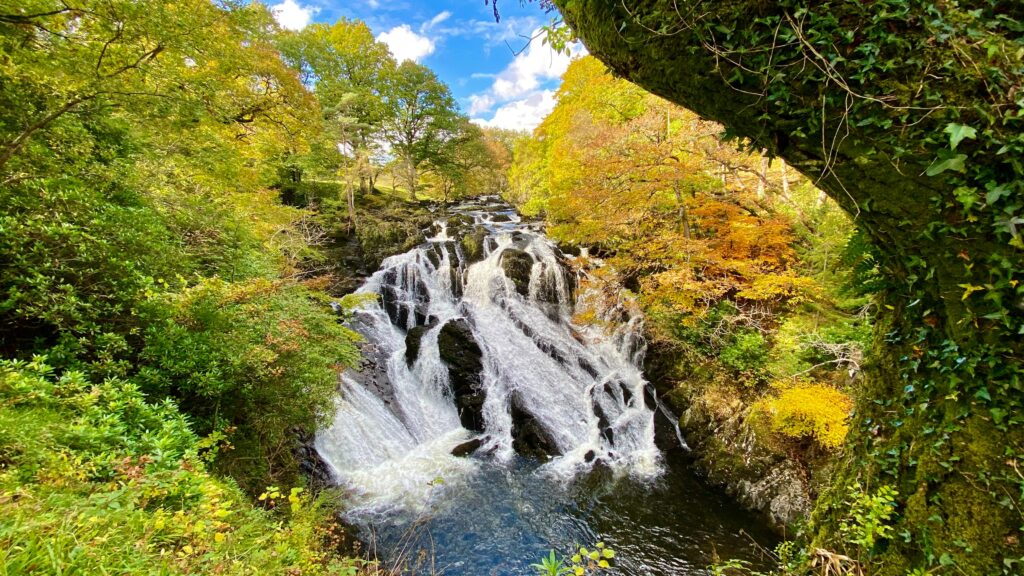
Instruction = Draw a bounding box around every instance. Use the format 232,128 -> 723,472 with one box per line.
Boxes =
0,1 -> 1021,576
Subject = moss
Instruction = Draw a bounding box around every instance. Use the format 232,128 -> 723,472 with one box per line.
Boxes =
460,228 -> 488,264
556,2 -> 1024,570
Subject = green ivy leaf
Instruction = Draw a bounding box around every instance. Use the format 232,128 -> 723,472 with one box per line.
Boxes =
953,187 -> 979,211
944,123 -> 977,150
991,408 -> 1008,425
926,152 -> 967,176
985,183 -> 1011,205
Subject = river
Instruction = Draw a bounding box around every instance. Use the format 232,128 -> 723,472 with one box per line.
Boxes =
314,196 -> 777,574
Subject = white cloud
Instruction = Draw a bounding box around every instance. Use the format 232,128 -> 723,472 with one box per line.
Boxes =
471,90 -> 557,132
377,24 -> 436,63
422,11 -> 451,32
468,94 -> 496,116
493,35 -> 575,100
467,29 -> 585,117
270,0 -> 318,31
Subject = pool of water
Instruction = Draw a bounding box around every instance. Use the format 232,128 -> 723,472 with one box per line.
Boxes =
355,426 -> 778,575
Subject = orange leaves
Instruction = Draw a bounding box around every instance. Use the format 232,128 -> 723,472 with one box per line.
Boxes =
511,55 -> 815,326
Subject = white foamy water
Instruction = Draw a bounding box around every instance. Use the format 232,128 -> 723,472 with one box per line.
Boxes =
315,197 -> 661,520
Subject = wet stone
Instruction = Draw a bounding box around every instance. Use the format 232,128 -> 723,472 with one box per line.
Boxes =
500,248 -> 534,297
451,437 -> 484,457
438,319 -> 487,432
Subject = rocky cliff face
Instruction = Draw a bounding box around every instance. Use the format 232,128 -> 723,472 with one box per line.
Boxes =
671,387 -> 815,529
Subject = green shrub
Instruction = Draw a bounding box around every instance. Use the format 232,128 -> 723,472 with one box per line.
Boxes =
719,330 -> 769,376
0,357 -> 368,576
137,278 -> 361,491
839,483 -> 899,555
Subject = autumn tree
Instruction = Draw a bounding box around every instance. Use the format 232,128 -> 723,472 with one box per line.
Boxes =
557,1 -> 1024,572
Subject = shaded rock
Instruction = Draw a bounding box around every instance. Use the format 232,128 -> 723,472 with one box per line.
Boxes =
405,321 -> 437,366
557,241 -> 582,257
293,428 -> 334,493
510,394 -> 559,459
674,389 -> 817,530
643,384 -> 658,410
500,248 -> 535,297
438,319 -> 486,432
490,213 -> 513,223
451,437 -> 484,457
621,382 -> 634,406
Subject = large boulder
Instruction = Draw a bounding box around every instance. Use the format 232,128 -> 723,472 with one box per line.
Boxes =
500,248 -> 534,297
460,227 -> 488,265
404,320 -> 438,366
437,319 -> 486,432
509,394 -> 559,459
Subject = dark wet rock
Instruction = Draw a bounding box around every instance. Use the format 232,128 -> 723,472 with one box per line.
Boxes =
438,319 -> 486,432
405,321 -> 438,366
578,358 -> 599,378
380,284 -> 407,327
593,401 -> 615,444
510,394 -> 559,459
557,241 -> 582,257
490,213 -> 513,223
621,382 -> 634,406
500,248 -> 535,296
451,437 -> 484,457
345,316 -> 399,407
643,384 -> 658,410
293,428 -> 334,493
584,450 -> 596,463
425,244 -> 443,267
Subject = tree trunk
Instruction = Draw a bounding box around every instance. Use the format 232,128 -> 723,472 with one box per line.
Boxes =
780,158 -> 789,197
406,157 -> 417,202
0,94 -> 93,173
756,152 -> 768,199
673,183 -> 691,240
559,1 -> 1024,573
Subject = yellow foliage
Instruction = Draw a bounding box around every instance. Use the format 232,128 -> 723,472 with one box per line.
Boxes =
753,384 -> 853,450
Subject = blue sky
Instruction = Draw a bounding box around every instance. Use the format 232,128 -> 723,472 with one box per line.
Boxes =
267,0 -> 583,131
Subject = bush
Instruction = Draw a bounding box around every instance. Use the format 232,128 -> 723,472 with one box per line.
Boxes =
0,357 -> 368,575
753,384 -> 853,450
719,330 -> 769,376
137,278 -> 361,492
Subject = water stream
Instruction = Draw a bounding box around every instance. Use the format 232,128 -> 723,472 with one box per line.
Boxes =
316,197 -> 777,574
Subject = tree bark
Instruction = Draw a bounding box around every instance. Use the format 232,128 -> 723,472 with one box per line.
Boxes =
780,158 -> 790,197
406,156 -> 417,201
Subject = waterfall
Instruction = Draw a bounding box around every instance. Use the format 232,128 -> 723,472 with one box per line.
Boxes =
315,196 -> 661,521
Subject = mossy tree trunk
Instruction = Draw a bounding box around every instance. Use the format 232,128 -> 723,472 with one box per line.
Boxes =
556,1 -> 1024,573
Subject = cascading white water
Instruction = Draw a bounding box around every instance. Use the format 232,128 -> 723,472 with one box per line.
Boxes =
315,197 -> 661,521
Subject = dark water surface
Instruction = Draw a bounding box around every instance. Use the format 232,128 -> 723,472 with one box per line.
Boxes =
360,427 -> 779,575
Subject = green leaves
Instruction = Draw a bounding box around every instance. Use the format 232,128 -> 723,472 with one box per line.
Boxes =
925,149 -> 967,176
944,123 -> 977,150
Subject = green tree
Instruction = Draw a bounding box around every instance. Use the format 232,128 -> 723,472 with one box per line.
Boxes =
276,18 -> 396,193
382,61 -> 461,200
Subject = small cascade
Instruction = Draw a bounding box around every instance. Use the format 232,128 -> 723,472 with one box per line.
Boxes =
315,196 -> 660,519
